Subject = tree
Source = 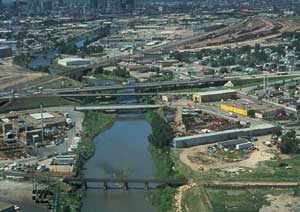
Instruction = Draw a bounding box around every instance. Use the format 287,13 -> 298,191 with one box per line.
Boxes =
278,130 -> 300,154
113,66 -> 129,78
148,112 -> 173,148
94,67 -> 103,75
272,126 -> 282,139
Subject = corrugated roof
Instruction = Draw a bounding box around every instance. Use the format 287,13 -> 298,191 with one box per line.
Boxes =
173,124 -> 274,142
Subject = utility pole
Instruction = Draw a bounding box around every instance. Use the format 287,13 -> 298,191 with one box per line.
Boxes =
40,104 -> 44,142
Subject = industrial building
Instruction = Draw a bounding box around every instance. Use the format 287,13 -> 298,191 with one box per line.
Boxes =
172,123 -> 274,148
192,89 -> 237,103
0,110 -> 67,148
220,99 -> 283,119
58,58 -> 95,67
39,154 -> 76,173
218,138 -> 251,149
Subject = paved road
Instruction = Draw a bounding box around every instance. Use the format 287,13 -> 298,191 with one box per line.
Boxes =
75,104 -> 162,111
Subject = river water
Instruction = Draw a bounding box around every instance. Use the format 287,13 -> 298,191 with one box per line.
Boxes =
81,119 -> 157,212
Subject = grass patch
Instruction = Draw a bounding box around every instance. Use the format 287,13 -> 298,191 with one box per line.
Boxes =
182,186 -> 213,212
206,189 -> 292,212
289,16 -> 300,24
230,155 -> 300,182
147,187 -> 177,212
33,77 -> 82,89
172,148 -> 300,182
90,73 -> 128,82
57,192 -> 81,212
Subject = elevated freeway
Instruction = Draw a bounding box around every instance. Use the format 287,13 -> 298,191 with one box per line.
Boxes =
43,78 -> 227,94
75,104 -> 162,111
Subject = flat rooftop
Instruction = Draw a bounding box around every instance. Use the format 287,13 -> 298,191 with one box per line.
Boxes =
195,89 -> 236,96
221,99 -> 282,112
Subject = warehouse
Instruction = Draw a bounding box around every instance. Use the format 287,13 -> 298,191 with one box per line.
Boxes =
193,89 -> 237,103
218,138 -> 250,149
172,123 -> 274,148
58,57 -> 95,67
220,99 -> 283,119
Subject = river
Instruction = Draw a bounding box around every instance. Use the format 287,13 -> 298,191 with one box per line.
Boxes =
81,119 -> 157,212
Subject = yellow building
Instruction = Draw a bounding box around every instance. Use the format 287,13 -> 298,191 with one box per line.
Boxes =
220,104 -> 248,116
220,99 -> 283,119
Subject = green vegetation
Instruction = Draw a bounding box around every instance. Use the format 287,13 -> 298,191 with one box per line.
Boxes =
13,53 -> 32,67
146,111 -> 185,212
172,148 -> 300,182
147,187 -> 177,212
53,26 -> 110,55
91,73 -> 127,82
146,111 -> 183,179
33,78 -> 82,89
57,193 -> 81,212
279,130 -> 300,154
207,189 -> 271,212
182,186 -> 213,212
58,112 -> 115,211
289,16 -> 300,24
90,66 -> 130,82
147,111 -> 173,148
77,112 -> 116,162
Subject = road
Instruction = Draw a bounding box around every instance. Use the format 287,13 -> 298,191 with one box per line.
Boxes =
75,104 -> 162,111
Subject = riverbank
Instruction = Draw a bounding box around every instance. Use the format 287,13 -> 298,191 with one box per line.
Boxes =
146,111 -> 185,212
58,111 -> 116,211
77,111 -> 117,172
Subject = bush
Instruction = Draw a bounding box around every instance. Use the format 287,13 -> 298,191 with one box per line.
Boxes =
279,130 -> 300,154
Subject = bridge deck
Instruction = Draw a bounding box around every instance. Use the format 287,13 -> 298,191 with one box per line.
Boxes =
75,104 -> 162,111
63,177 -> 188,185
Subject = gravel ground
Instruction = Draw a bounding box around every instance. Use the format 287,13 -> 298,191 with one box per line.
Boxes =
0,180 -> 47,212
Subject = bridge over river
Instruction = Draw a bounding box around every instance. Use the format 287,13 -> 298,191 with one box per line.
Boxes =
63,177 -> 188,190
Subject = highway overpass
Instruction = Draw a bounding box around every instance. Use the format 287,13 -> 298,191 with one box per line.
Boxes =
43,78 -> 228,94
75,104 -> 162,111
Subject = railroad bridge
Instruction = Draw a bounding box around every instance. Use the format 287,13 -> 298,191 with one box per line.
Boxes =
63,177 -> 188,190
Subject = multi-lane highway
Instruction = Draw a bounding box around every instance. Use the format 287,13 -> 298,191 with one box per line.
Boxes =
2,71 -> 300,101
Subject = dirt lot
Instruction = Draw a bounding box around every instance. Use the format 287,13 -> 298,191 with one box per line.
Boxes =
179,135 -> 279,172
0,60 -> 45,91
260,194 -> 295,212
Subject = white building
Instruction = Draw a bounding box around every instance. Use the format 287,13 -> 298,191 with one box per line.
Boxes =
58,57 -> 95,67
